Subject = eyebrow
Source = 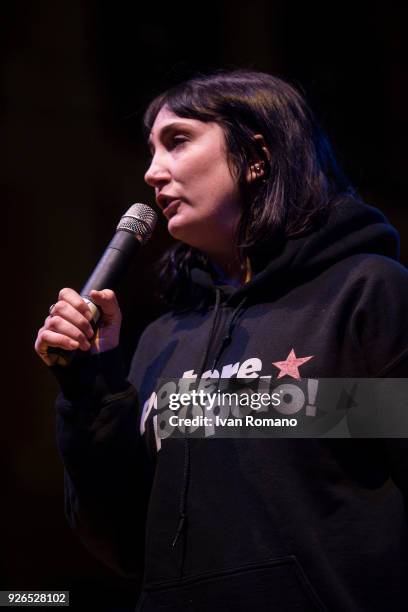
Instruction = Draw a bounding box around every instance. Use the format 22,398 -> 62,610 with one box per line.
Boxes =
147,121 -> 194,151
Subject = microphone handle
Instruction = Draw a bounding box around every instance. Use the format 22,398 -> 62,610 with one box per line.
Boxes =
47,230 -> 140,367
81,230 -> 140,293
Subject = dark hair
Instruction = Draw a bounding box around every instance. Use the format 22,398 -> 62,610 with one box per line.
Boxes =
143,69 -> 355,308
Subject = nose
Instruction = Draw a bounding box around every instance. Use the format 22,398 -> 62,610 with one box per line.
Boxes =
144,154 -> 171,188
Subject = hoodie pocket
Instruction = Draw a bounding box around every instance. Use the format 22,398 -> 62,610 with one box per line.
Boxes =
137,556 -> 327,611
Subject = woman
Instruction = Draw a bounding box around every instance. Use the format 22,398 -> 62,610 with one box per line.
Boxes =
35,71 -> 408,611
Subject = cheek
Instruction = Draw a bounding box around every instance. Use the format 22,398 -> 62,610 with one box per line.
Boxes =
186,146 -> 230,182
202,161 -> 239,197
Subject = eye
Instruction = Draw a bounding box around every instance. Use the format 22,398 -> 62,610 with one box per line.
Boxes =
168,134 -> 188,149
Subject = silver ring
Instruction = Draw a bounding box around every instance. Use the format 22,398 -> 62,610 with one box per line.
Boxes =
49,303 -> 56,316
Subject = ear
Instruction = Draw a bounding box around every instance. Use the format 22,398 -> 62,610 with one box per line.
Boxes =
246,134 -> 271,184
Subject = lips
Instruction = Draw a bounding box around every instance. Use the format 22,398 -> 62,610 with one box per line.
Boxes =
156,194 -> 182,219
163,199 -> 181,220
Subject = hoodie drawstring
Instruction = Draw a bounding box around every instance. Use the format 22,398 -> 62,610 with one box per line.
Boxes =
172,291 -> 249,558
172,287 -> 223,550
210,296 -> 248,372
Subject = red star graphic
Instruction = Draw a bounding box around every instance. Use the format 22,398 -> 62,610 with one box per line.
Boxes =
272,349 -> 314,380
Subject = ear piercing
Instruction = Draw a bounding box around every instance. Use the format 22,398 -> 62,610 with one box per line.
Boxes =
252,162 -> 264,175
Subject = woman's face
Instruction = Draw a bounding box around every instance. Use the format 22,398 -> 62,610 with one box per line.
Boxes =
144,106 -> 243,258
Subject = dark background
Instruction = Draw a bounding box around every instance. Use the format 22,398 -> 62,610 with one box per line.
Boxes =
2,1 -> 407,609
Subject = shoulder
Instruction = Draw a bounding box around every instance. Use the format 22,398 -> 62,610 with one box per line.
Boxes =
327,253 -> 408,321
340,255 -> 408,376
320,253 -> 408,298
343,254 -> 408,299
346,253 -> 407,277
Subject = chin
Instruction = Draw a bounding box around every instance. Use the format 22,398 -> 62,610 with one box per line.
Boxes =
167,218 -> 183,240
167,226 -> 202,252
167,214 -> 193,240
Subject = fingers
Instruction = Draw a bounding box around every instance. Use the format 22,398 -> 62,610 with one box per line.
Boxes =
35,327 -> 80,354
89,289 -> 122,326
58,287 -> 93,320
49,301 -> 94,339
35,317 -> 91,362
34,326 -> 80,366
45,314 -> 93,350
34,287 -> 92,365
34,287 -> 122,366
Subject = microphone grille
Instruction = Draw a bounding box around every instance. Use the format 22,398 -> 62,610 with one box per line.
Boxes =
117,203 -> 158,244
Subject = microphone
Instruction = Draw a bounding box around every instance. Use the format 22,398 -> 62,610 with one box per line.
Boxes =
48,203 -> 157,366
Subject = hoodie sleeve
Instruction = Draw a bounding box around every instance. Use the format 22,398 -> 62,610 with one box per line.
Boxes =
347,257 -> 408,506
52,347 -> 151,581
349,256 -> 408,377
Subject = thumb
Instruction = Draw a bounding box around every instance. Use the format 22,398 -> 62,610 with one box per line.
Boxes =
89,289 -> 122,326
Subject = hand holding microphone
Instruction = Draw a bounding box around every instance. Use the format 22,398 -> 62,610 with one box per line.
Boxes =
34,203 -> 157,367
35,287 -> 122,366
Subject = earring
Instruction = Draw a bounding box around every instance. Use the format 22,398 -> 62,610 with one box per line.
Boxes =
251,161 -> 264,177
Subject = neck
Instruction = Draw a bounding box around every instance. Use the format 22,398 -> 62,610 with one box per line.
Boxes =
209,252 -> 251,286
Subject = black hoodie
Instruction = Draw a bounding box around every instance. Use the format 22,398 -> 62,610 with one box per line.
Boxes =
55,197 -> 408,611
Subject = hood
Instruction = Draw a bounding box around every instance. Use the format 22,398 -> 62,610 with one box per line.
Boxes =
194,196 -> 400,303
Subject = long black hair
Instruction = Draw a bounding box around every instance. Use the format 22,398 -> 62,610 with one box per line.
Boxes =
143,69 -> 355,308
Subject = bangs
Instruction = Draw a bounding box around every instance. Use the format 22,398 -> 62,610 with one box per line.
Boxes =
143,80 -> 221,135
